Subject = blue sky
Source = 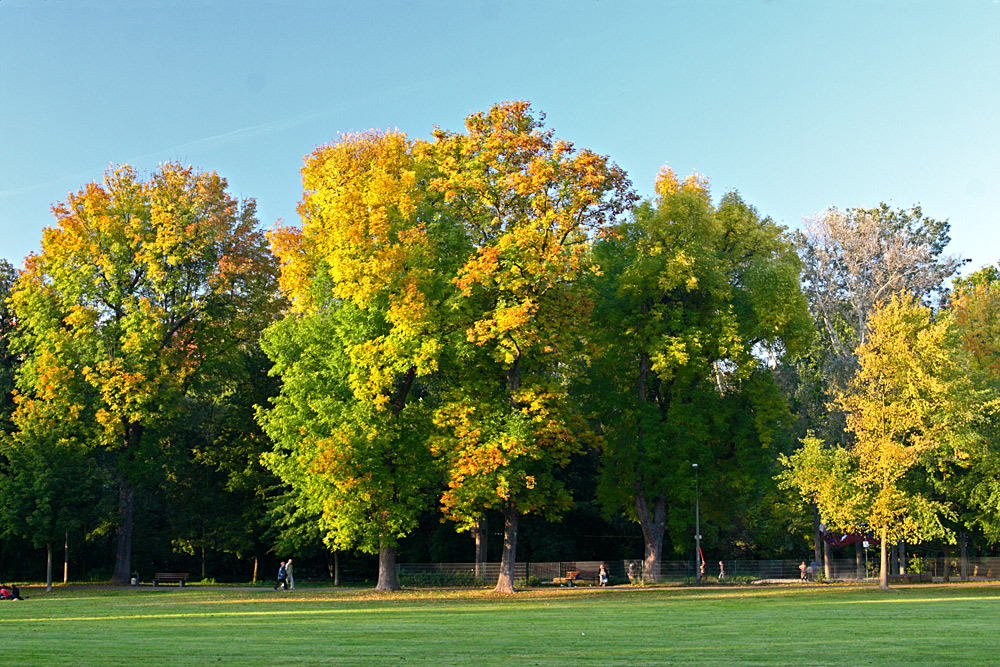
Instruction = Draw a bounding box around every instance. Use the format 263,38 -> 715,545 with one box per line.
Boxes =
2,1 -> 998,272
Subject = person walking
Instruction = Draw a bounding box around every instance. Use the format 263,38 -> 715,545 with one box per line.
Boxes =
286,558 -> 295,590
799,561 -> 807,582
599,564 -> 609,587
275,560 -> 288,590
718,561 -> 725,583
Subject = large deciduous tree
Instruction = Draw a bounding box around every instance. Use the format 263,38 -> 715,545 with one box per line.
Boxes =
10,163 -> 277,584
926,267 -> 1000,549
587,168 -> 811,580
795,204 -> 965,412
424,101 -> 636,593
789,204 -> 965,568
260,130 -> 456,592
782,294 -> 971,588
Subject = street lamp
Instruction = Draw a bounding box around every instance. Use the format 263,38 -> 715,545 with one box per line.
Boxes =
693,463 -> 701,584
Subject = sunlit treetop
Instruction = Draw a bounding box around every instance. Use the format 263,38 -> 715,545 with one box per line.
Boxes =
12,161 -> 277,440
269,130 -> 446,408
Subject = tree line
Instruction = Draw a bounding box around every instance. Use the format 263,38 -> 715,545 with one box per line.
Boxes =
0,101 -> 992,592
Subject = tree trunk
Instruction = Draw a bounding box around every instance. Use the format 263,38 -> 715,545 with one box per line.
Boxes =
63,531 -> 69,584
507,355 -> 521,406
823,540 -> 831,580
899,540 -> 907,575
46,541 -> 53,592
943,549 -> 950,582
855,540 -> 864,580
812,505 -> 823,567
879,526 -> 889,589
635,486 -> 666,583
375,544 -> 401,592
474,516 -> 488,579
494,504 -> 519,594
110,476 -> 135,585
252,556 -> 258,584
111,421 -> 142,586
334,550 -> 340,586
960,532 -> 969,581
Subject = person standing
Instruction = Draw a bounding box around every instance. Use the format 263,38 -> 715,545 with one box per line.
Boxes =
799,561 -> 807,582
599,564 -> 609,587
275,560 -> 288,590
286,558 -> 295,590
718,561 -> 725,583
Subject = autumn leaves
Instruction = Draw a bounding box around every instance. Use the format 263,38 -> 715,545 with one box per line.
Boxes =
260,102 -> 636,592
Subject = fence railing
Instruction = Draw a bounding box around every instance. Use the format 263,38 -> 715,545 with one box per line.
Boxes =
396,556 -> 1000,585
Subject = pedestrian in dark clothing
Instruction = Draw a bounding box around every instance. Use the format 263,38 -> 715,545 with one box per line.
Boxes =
275,561 -> 288,590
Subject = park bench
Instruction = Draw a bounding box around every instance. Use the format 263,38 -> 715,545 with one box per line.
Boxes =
153,572 -> 190,587
553,570 -> 599,587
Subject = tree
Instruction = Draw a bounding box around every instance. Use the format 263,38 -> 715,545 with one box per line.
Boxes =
587,168 -> 811,579
928,266 -> 1000,550
0,259 -> 17,433
423,101 -> 636,593
10,163 -> 277,584
795,203 -> 965,402
0,416 -> 106,590
789,204 -> 965,566
160,347 -> 280,583
782,294 -> 969,588
260,130 -> 455,591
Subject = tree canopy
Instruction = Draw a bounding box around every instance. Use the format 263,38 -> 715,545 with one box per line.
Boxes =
9,163 -> 278,584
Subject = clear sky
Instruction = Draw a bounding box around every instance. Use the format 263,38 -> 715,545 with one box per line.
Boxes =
2,0 -> 998,272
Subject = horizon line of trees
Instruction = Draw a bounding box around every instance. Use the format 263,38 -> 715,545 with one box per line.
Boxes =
2,101 -> 998,593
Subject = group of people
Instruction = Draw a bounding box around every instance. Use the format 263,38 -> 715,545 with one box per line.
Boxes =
799,560 -> 821,581
0,583 -> 22,601
697,559 -> 727,582
274,558 -> 294,590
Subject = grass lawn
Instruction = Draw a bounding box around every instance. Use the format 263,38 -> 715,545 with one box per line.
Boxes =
0,584 -> 998,666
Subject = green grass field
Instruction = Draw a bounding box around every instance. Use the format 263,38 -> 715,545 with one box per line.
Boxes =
1,584 -> 998,666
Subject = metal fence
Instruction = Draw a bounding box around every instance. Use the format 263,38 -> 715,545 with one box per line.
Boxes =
396,556 -> 1000,585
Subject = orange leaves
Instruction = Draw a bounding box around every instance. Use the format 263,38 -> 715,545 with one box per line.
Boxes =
419,101 -> 630,525
425,101 -> 636,366
12,161 -> 278,456
952,281 -> 1000,374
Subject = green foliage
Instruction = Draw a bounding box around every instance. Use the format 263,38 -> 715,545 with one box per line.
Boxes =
584,167 -> 811,566
0,259 -> 17,433
259,131 -> 458,576
259,307 -> 437,556
425,101 -> 635,529
792,203 -> 965,435
8,162 -> 280,582
0,430 -> 107,549
782,295 -> 980,584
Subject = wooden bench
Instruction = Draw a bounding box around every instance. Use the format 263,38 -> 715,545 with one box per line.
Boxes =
153,572 -> 190,587
553,570 -> 599,587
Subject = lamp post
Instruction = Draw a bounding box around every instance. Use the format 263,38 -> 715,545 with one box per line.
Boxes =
693,463 -> 701,584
